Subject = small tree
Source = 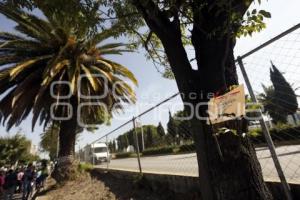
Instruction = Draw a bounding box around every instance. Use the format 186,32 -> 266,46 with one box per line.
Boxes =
0,134 -> 37,165
40,124 -> 59,160
127,130 -> 135,146
145,126 -> 154,148
112,140 -> 116,153
117,135 -> 128,152
167,111 -> 179,144
167,111 -> 177,138
270,62 -> 298,123
174,110 -> 193,140
157,122 -> 165,138
259,85 -> 282,123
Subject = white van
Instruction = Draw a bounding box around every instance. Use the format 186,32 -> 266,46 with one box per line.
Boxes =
84,143 -> 110,164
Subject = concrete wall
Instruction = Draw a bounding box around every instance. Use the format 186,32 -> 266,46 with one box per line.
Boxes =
93,168 -> 300,200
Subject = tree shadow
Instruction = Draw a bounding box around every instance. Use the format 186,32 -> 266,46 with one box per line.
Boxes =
32,178 -> 58,200
89,169 -> 200,200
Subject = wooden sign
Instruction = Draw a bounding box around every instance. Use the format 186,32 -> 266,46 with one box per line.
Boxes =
208,85 -> 245,124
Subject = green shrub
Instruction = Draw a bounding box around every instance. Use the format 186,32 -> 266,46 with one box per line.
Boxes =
271,125 -> 300,142
142,146 -> 174,156
248,128 -> 262,137
249,125 -> 300,144
115,152 -> 134,159
177,143 -> 195,153
78,163 -> 94,172
273,123 -> 293,130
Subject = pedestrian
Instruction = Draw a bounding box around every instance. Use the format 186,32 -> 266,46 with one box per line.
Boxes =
3,169 -> 17,200
22,164 -> 35,200
0,169 -> 5,199
16,168 -> 24,193
36,162 -> 48,191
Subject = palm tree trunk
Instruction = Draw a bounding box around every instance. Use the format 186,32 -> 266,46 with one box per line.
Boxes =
52,97 -> 78,182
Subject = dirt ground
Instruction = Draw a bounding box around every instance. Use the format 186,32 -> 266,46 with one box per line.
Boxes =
37,171 -> 172,200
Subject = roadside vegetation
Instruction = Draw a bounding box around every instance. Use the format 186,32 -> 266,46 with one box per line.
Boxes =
113,123 -> 300,158
0,134 -> 40,166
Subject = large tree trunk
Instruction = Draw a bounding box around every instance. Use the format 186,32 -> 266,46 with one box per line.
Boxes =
133,1 -> 273,199
164,36 -> 272,200
52,97 -> 78,182
189,5 -> 272,198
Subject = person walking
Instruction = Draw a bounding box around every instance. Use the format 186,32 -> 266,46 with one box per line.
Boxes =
36,162 -> 48,191
22,164 -> 35,200
3,169 -> 17,200
0,169 -> 5,199
16,168 -> 24,193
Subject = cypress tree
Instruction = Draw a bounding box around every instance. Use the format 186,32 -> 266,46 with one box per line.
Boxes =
167,111 -> 178,139
157,122 -> 165,138
145,127 -> 154,148
112,140 -> 116,153
270,62 -> 298,123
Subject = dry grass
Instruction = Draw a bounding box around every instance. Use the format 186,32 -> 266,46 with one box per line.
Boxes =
37,171 -> 164,200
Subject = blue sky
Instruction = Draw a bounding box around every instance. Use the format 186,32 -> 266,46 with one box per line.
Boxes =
0,0 -> 300,154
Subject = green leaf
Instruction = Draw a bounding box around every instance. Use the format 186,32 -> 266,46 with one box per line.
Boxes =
259,10 -> 271,18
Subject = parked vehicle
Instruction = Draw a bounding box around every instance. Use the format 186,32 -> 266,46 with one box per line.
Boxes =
83,143 -> 110,164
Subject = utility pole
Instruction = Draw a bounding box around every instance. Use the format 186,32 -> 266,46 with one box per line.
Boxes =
136,118 -> 145,151
133,117 -> 142,173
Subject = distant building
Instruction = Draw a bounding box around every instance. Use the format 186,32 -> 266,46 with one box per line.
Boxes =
30,144 -> 38,155
126,145 -> 135,153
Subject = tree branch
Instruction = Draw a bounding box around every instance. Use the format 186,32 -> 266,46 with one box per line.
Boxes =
99,9 -> 139,20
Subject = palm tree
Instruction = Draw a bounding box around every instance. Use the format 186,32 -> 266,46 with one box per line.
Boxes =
258,85 -> 281,123
0,4 -> 137,180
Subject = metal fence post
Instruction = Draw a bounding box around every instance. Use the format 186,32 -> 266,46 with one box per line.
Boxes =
106,135 -> 109,169
78,145 -> 80,162
237,57 -> 293,200
56,131 -> 59,159
92,143 -> 95,165
137,118 -> 145,151
133,117 -> 142,174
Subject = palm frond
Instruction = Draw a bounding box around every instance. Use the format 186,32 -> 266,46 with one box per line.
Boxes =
102,59 -> 138,86
9,55 -> 51,80
81,64 -> 100,92
0,4 -> 138,131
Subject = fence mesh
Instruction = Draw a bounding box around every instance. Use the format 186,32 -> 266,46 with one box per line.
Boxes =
78,24 -> 300,186
237,25 -> 300,183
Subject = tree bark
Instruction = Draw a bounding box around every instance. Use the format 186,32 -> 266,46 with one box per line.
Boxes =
190,5 -> 272,198
52,97 -> 78,182
166,34 -> 272,200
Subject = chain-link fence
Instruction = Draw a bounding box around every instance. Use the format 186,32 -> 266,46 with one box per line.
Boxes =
78,23 -> 300,195
78,93 -> 200,177
236,23 -> 300,185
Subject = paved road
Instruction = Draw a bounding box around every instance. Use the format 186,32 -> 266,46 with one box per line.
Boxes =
96,145 -> 300,183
